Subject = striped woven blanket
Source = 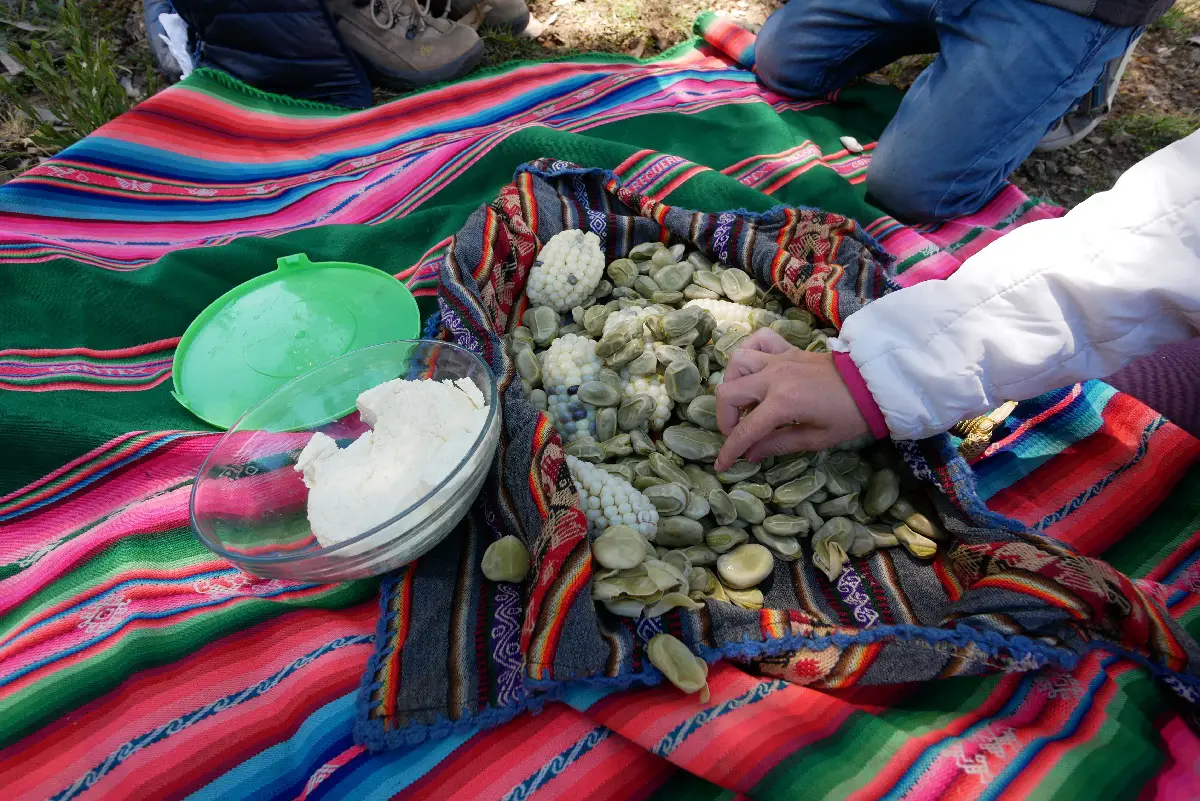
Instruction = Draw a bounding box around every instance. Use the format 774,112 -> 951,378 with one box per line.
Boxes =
1,16 -> 1198,800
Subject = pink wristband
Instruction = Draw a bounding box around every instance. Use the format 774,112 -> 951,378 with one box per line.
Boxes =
832,351 -> 889,441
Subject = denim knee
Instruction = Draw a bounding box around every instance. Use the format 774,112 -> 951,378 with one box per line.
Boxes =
754,13 -> 829,98
866,144 -> 996,222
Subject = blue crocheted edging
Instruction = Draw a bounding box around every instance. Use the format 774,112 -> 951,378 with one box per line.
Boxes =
355,571 -> 406,747
697,622 -> 1076,670
355,567 -> 554,751
527,666 -> 665,696
358,160 -> 1197,752
355,685 -> 553,751
1097,641 -> 1200,692
897,436 -> 1031,535
421,310 -> 443,340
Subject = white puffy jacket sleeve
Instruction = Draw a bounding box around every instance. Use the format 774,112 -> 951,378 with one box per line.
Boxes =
830,130 -> 1200,441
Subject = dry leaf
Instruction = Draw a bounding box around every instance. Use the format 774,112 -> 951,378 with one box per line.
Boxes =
628,36 -> 646,59
0,46 -> 21,76
522,15 -> 547,38
0,19 -> 47,32
120,76 -> 140,100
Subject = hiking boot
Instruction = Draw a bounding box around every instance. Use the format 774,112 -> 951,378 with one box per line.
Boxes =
433,0 -> 531,33
1035,34 -> 1141,153
327,0 -> 485,90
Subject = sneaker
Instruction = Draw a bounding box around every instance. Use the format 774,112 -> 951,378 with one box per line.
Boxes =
143,0 -> 185,81
1035,34 -> 1141,153
434,0 -> 531,33
327,0 -> 485,90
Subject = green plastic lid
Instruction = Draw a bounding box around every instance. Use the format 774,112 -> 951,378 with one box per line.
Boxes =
172,253 -> 421,429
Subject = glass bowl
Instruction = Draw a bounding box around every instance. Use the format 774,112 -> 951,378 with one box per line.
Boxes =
190,340 -> 500,581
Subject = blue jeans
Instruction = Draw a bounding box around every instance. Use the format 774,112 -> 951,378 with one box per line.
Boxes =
755,0 -> 1140,221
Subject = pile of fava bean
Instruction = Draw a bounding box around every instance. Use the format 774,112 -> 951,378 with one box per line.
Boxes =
480,234 -> 947,700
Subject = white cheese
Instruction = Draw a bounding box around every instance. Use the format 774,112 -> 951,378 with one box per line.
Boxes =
295,377 -> 489,548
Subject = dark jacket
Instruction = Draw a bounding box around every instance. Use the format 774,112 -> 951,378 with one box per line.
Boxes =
169,0 -> 372,108
1033,0 -> 1174,27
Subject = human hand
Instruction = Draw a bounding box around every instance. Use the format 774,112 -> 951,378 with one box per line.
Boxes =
713,347 -> 870,471
721,328 -> 797,381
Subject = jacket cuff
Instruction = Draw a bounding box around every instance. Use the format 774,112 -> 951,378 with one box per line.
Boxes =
831,351 -> 889,440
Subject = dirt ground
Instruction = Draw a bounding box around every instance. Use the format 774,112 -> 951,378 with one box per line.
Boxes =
2,0 -> 1198,207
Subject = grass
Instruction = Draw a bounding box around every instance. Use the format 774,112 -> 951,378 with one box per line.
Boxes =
481,27 -> 551,65
1104,112 -> 1200,155
1151,2 -> 1200,37
0,0 -> 153,158
877,53 -> 934,90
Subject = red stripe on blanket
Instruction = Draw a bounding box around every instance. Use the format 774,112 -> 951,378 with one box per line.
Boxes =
987,398 -> 1200,555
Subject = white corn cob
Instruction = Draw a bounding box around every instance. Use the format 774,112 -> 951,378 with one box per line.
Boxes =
567,455 -> 659,538
540,334 -> 604,442
540,333 -> 602,389
684,297 -> 755,326
619,354 -> 673,429
527,230 -> 605,312
602,305 -> 661,338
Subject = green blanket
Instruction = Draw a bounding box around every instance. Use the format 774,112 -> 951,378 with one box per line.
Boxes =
1,19 -> 1198,801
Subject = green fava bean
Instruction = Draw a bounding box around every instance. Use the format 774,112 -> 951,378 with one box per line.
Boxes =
763,514 -> 809,536
606,338 -> 645,369
598,463 -> 634,484
705,525 -> 748,553
655,264 -> 694,293
647,634 -> 710,702
663,423 -> 724,461
596,407 -> 618,443
656,516 -> 706,548
592,525 -> 649,570
685,395 -> 720,431
751,526 -> 803,561
772,473 -> 826,506
649,453 -> 692,487
726,586 -> 765,610
679,544 -> 718,567
728,489 -> 767,524
577,381 -> 621,407
715,543 -> 773,589
683,491 -> 711,520
602,434 -> 633,458
643,483 -> 689,516
719,268 -> 757,304
481,535 -> 531,582
515,348 -> 543,388
618,394 -> 656,431
764,456 -> 811,486
684,465 -> 723,495
707,489 -> 738,526
818,493 -> 859,518
565,438 -> 605,462
717,460 -> 760,483
731,481 -> 772,501
664,359 -> 702,403
607,259 -> 639,287
630,429 -> 656,455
